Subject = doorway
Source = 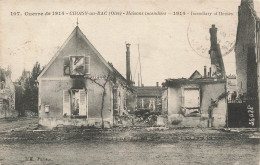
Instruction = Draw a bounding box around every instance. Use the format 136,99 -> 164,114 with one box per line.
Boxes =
71,89 -> 87,116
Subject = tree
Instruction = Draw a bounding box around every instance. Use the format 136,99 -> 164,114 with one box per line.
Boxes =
15,85 -> 24,116
0,67 -> 5,82
22,62 -> 43,114
15,69 -> 29,116
86,75 -> 112,129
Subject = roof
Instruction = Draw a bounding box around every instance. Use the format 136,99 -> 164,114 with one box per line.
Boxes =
108,62 -> 134,91
38,26 -> 114,80
108,62 -> 127,83
189,70 -> 202,79
135,86 -> 162,97
163,78 -> 226,87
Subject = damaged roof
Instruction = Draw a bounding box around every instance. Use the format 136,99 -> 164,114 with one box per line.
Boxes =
163,78 -> 226,87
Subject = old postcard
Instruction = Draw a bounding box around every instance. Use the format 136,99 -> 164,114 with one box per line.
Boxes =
0,0 -> 259,164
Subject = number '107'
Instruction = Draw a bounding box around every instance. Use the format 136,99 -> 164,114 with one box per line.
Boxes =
11,12 -> 21,16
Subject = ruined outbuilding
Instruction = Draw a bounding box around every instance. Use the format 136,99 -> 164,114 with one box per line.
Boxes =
162,25 -> 227,128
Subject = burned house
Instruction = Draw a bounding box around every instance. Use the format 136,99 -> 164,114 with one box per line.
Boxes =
37,25 -> 133,128
0,68 -> 16,118
162,25 -> 227,128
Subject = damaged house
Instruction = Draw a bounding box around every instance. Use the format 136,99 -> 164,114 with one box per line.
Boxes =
162,25 -> 227,128
0,68 -> 16,118
37,25 -> 134,128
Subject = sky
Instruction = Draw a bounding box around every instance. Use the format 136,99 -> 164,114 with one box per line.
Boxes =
0,0 -> 260,86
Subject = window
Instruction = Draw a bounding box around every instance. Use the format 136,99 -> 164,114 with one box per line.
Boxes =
183,88 -> 200,116
149,99 -> 155,111
63,90 -> 71,116
63,55 -> 90,76
70,56 -> 85,76
117,91 -> 121,113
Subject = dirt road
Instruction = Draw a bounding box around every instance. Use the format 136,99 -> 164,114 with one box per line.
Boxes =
0,118 -> 259,165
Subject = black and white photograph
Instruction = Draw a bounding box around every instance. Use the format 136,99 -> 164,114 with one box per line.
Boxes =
0,0 -> 259,164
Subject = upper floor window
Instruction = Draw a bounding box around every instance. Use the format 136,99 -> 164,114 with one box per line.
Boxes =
64,55 -> 90,76
70,56 -> 85,76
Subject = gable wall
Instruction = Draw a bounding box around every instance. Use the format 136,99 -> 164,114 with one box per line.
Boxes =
41,32 -> 110,78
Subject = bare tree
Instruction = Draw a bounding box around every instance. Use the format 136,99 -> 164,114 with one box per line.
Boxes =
86,74 -> 115,129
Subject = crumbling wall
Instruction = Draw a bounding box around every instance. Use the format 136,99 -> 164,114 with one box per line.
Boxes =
235,0 -> 257,95
166,82 -> 226,128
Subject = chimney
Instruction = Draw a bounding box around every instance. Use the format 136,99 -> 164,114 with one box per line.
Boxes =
210,24 -> 217,50
209,24 -> 225,79
126,43 -> 131,84
156,82 -> 159,87
204,66 -> 207,78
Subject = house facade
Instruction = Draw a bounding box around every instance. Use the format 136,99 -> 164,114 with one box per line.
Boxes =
38,26 -> 133,129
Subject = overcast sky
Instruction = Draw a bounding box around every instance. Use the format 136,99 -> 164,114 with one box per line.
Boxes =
0,0 -> 260,86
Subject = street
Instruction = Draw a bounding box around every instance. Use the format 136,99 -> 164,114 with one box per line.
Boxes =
0,118 -> 259,165
0,139 -> 259,165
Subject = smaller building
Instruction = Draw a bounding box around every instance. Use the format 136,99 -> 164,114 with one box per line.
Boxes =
162,74 -> 227,128
135,83 -> 162,112
0,68 -> 16,118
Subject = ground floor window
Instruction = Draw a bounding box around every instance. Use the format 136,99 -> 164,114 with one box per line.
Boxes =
183,88 -> 200,116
